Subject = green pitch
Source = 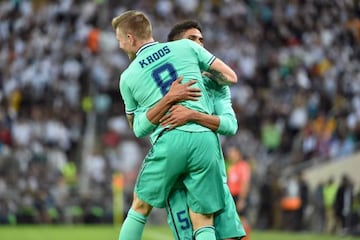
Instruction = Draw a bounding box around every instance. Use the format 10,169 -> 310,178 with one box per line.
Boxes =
0,225 -> 359,240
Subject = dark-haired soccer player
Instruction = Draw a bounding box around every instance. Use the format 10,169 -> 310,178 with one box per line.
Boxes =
164,20 -> 246,240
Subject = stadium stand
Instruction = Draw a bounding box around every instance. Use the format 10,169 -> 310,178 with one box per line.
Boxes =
0,0 -> 359,234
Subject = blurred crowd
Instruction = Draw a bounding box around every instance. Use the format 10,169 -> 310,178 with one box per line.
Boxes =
0,0 -> 359,232
255,170 -> 360,235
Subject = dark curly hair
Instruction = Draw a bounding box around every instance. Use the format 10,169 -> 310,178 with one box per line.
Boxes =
167,20 -> 202,42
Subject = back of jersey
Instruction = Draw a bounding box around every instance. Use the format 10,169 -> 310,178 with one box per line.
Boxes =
120,39 -> 215,133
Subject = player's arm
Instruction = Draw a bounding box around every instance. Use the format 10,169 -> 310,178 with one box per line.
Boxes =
146,77 -> 200,124
131,109 -> 156,137
131,77 -> 201,137
160,105 -> 220,131
213,85 -> 238,135
207,58 -> 237,85
160,83 -> 237,135
238,179 -> 250,205
159,101 -> 237,135
192,74 -> 237,135
120,76 -> 138,131
126,113 -> 135,129
190,40 -> 237,85
237,163 -> 251,212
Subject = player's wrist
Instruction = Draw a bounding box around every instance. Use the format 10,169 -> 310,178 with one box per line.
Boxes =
163,94 -> 177,105
190,110 -> 202,121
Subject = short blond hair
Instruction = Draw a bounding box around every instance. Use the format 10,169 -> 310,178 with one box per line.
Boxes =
112,10 -> 152,40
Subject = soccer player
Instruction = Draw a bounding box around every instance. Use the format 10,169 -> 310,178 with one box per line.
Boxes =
132,20 -> 247,240
163,20 -> 247,240
112,11 -> 238,240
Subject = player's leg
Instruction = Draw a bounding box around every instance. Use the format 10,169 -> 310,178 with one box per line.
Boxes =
118,146 -> 158,240
184,131 -> 225,240
214,185 -> 247,240
166,181 -> 246,239
166,188 -> 193,240
213,134 -> 247,240
120,130 -> 192,239
239,216 -> 251,240
166,132 -> 246,240
190,211 -> 216,240
234,195 -> 251,240
119,135 -> 183,240
118,193 -> 152,240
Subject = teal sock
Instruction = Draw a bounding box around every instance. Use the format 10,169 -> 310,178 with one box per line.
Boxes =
193,226 -> 216,240
118,208 -> 148,240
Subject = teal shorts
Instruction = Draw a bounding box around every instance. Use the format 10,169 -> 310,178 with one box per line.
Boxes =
166,186 -> 246,239
135,130 -> 225,213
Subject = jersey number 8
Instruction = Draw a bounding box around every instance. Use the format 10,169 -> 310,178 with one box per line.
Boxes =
152,63 -> 178,96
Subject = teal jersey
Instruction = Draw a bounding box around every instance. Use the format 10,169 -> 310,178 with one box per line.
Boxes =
202,76 -> 238,136
203,76 -> 238,183
120,39 -> 215,140
132,76 -> 238,143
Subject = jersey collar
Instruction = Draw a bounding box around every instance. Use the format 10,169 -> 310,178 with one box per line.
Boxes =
136,41 -> 159,56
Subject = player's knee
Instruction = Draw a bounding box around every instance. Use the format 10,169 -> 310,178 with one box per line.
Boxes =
132,194 -> 153,216
189,210 -> 214,230
200,213 -> 213,220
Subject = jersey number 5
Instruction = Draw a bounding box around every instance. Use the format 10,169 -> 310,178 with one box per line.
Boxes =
152,63 -> 178,96
176,210 -> 190,230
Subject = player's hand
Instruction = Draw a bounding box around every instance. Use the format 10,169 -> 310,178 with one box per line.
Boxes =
236,198 -> 246,212
159,105 -> 193,129
166,76 -> 201,103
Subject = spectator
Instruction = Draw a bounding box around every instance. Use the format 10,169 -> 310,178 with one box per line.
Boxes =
296,173 -> 309,231
334,174 -> 354,234
226,146 -> 252,239
323,177 -> 338,234
311,181 -> 325,233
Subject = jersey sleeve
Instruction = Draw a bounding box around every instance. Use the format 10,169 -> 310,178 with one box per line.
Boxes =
119,75 -> 137,114
133,109 -> 157,138
213,85 -> 238,135
186,40 -> 216,71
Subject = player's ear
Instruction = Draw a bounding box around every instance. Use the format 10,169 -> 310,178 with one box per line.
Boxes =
127,34 -> 136,46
